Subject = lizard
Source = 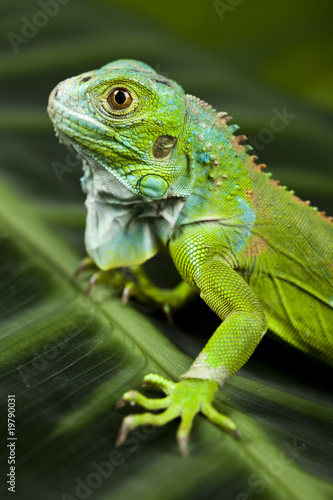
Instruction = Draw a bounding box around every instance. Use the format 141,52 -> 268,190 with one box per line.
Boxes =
47,59 -> 333,457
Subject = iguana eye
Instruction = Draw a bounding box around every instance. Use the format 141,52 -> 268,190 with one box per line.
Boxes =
107,88 -> 133,110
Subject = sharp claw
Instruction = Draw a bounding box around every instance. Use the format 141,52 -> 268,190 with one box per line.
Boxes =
177,435 -> 189,458
74,257 -> 95,277
232,428 -> 241,440
122,285 -> 132,306
115,416 -> 134,447
86,275 -> 98,295
74,265 -> 85,278
115,397 -> 127,409
116,390 -> 138,408
74,261 -> 90,278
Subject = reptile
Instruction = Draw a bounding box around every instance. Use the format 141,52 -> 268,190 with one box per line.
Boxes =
48,59 -> 333,456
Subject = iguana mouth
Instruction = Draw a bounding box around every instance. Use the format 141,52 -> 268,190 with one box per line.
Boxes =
48,91 -> 141,200
52,128 -> 77,153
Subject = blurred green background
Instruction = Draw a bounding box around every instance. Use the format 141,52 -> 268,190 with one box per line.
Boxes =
0,1 -> 333,499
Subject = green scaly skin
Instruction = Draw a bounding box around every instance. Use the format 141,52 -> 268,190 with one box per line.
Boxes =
48,60 -> 333,456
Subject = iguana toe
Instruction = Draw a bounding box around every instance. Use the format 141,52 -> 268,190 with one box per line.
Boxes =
115,374 -> 238,457
74,256 -> 97,277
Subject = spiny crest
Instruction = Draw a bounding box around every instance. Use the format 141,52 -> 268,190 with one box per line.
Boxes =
291,195 -> 333,223
215,110 -> 333,224
216,111 -> 267,172
318,211 -> 333,223
187,94 -> 213,111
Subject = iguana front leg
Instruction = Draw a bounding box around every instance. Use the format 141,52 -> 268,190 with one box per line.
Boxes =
119,265 -> 196,320
117,237 -> 268,455
182,255 -> 267,382
75,257 -> 196,319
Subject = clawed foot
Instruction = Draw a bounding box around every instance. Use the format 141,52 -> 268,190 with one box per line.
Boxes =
115,374 -> 239,457
74,257 -> 195,322
74,257 -> 131,296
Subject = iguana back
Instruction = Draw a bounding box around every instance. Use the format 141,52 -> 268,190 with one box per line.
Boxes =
241,165 -> 333,364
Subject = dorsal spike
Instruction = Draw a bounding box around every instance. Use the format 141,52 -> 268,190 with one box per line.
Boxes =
235,134 -> 247,143
229,124 -> 240,133
270,179 -> 280,186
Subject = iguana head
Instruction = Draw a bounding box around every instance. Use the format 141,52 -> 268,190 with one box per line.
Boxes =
48,60 -> 200,268
48,59 -> 254,270
48,59 -> 189,200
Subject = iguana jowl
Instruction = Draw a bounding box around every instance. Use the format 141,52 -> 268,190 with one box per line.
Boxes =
48,59 -> 333,456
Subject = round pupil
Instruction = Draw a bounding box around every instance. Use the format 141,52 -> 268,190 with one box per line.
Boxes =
115,90 -> 126,105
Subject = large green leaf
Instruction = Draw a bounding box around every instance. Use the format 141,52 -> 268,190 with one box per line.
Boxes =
1,177 -> 333,500
1,1 -> 332,499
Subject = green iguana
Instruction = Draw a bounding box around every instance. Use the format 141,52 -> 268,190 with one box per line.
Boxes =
48,59 -> 333,456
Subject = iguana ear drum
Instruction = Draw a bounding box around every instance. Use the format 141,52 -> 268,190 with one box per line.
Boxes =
152,135 -> 176,159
